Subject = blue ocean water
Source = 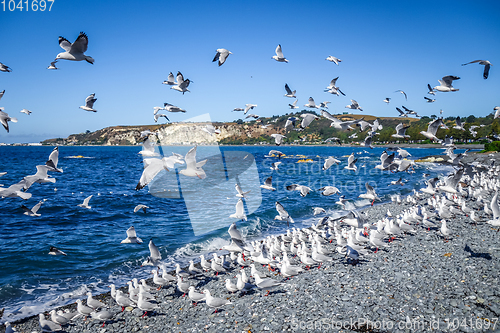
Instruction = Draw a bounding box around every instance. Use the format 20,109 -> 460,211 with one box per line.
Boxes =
0,145 -> 463,322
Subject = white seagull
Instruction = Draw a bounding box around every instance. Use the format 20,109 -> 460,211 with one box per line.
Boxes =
20,109 -> 32,115
284,83 -> 296,98
275,201 -> 294,225
434,75 -> 460,92
121,226 -> 143,244
171,71 -> 191,94
326,55 -> 342,65
344,153 -> 358,171
461,60 -> 492,79
244,104 -> 257,114
47,61 -> 58,70
304,97 -> 320,109
391,123 -> 410,139
79,93 -> 97,112
260,175 -> 276,191
179,146 -> 207,179
229,198 -> 247,221
56,32 -> 94,64
213,48 -> 232,66
21,200 -> 45,217
162,72 -> 177,85
419,117 -> 443,142
272,44 -> 288,63
345,99 -> 363,111
0,109 -> 18,133
270,133 -> 286,146
0,62 -> 12,72
77,195 -> 93,209
289,99 -> 299,109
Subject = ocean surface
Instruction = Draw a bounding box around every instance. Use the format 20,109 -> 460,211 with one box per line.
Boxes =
0,145 -> 466,322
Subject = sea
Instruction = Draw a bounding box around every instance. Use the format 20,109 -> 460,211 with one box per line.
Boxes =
0,145 -> 466,322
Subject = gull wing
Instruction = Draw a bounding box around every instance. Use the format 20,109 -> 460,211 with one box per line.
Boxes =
176,72 -> 185,85
347,153 -> 356,166
351,100 -> 359,108
31,200 -> 44,214
21,205 -> 33,214
184,146 -> 198,169
85,94 -> 96,108
441,75 -> 460,88
284,84 -> 293,95
136,158 -> 165,190
126,226 -> 138,238
167,72 -> 175,84
217,49 -> 230,66
455,116 -> 462,128
427,84 -> 433,92
427,118 -> 443,136
275,44 -> 284,58
365,182 -> 375,194
275,201 -> 288,217
321,109 -> 336,122
149,239 -> 161,261
58,36 -> 72,51
234,198 -> 245,216
484,64 -> 490,79
212,50 -> 221,63
82,195 -> 93,206
70,32 -> 89,54
228,222 -> 244,241
46,147 -> 60,171
263,176 -> 273,187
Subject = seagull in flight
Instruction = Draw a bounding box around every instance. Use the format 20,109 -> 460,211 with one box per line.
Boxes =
461,60 -> 492,79
244,104 -> 257,114
171,71 -> 191,94
288,99 -> 299,109
163,103 -> 186,113
395,90 -> 407,100
162,72 -> 177,85
213,48 -> 232,66
427,84 -> 436,95
79,93 -> 97,112
0,62 -> 12,72
179,146 -> 207,179
434,75 -> 460,92
270,133 -> 286,145
284,84 -> 296,98
232,107 -> 245,112
304,97 -> 320,109
77,195 -> 93,209
424,96 -> 435,103
47,61 -> 58,70
345,99 -> 363,111
0,90 -> 4,101
56,32 -> 94,64
391,123 -> 410,139
326,55 -> 342,65
383,97 -> 391,104
21,200 -> 45,217
494,106 -> 500,119
20,109 -> 32,115
121,226 -> 143,244
324,77 -> 345,96
272,44 -> 288,63
154,113 -> 169,123
0,108 -> 18,132
420,117 -> 444,142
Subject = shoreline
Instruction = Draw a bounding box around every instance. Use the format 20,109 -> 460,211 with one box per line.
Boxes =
6,152 -> 500,332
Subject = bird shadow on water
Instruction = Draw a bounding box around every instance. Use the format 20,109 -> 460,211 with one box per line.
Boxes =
464,244 -> 492,260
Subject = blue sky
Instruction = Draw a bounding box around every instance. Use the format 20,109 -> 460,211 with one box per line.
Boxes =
0,0 -> 499,143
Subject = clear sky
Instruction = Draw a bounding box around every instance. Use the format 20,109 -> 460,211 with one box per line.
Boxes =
0,0 -> 499,143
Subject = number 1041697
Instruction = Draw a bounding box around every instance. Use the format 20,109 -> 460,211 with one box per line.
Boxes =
1,0 -> 54,11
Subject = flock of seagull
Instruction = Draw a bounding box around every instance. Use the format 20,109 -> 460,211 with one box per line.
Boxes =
1,30 -> 499,332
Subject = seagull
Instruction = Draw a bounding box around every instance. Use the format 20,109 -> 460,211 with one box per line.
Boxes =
154,113 -> 169,123
323,156 -> 341,170
326,55 -> 342,65
163,103 -> 186,113
318,186 -> 340,196
270,133 -> 286,146
0,180 -> 31,200
254,274 -> 283,296
383,97 -> 391,104
286,184 -> 312,197
260,175 -> 276,191
179,146 -> 207,179
299,113 -> 319,130
345,99 -> 363,111
235,184 -> 250,198
270,161 -> 281,171
138,137 -> 160,157
424,96 -> 436,103
395,90 -> 407,100
359,183 -> 380,205
0,109 -> 18,133
395,107 -> 407,117
142,239 -> 161,266
245,114 -> 260,120
284,117 -> 297,130
389,177 -> 405,186
187,286 -> 206,305
461,60 -> 492,79
362,133 -> 374,149
230,198 -> 247,221
427,84 -> 436,95
324,77 -> 345,96
86,292 -> 105,309
288,100 -> 299,109
203,289 -> 232,312
79,93 -> 97,112
344,153 -> 358,171
21,200 -> 45,217
162,72 -> 176,85
313,207 -> 326,215
49,246 -> 67,256
134,204 -> 149,213
434,75 -> 460,92
275,201 -> 294,226
453,116 -> 466,131
171,71 -> 191,94
47,61 -> 58,70
121,226 -> 143,244
284,84 -> 296,98
38,313 -> 62,332
77,195 -> 93,209
272,44 -> 288,63
0,89 -> 4,101
304,97 -> 320,109
201,124 -> 221,135
244,104 -> 257,114
232,107 -> 244,112
391,123 -> 410,139
56,32 -> 94,64
494,106 -> 500,119
420,117 -> 443,142
213,48 -> 232,66
0,62 -> 12,72
319,101 -> 331,109
20,109 -> 32,115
